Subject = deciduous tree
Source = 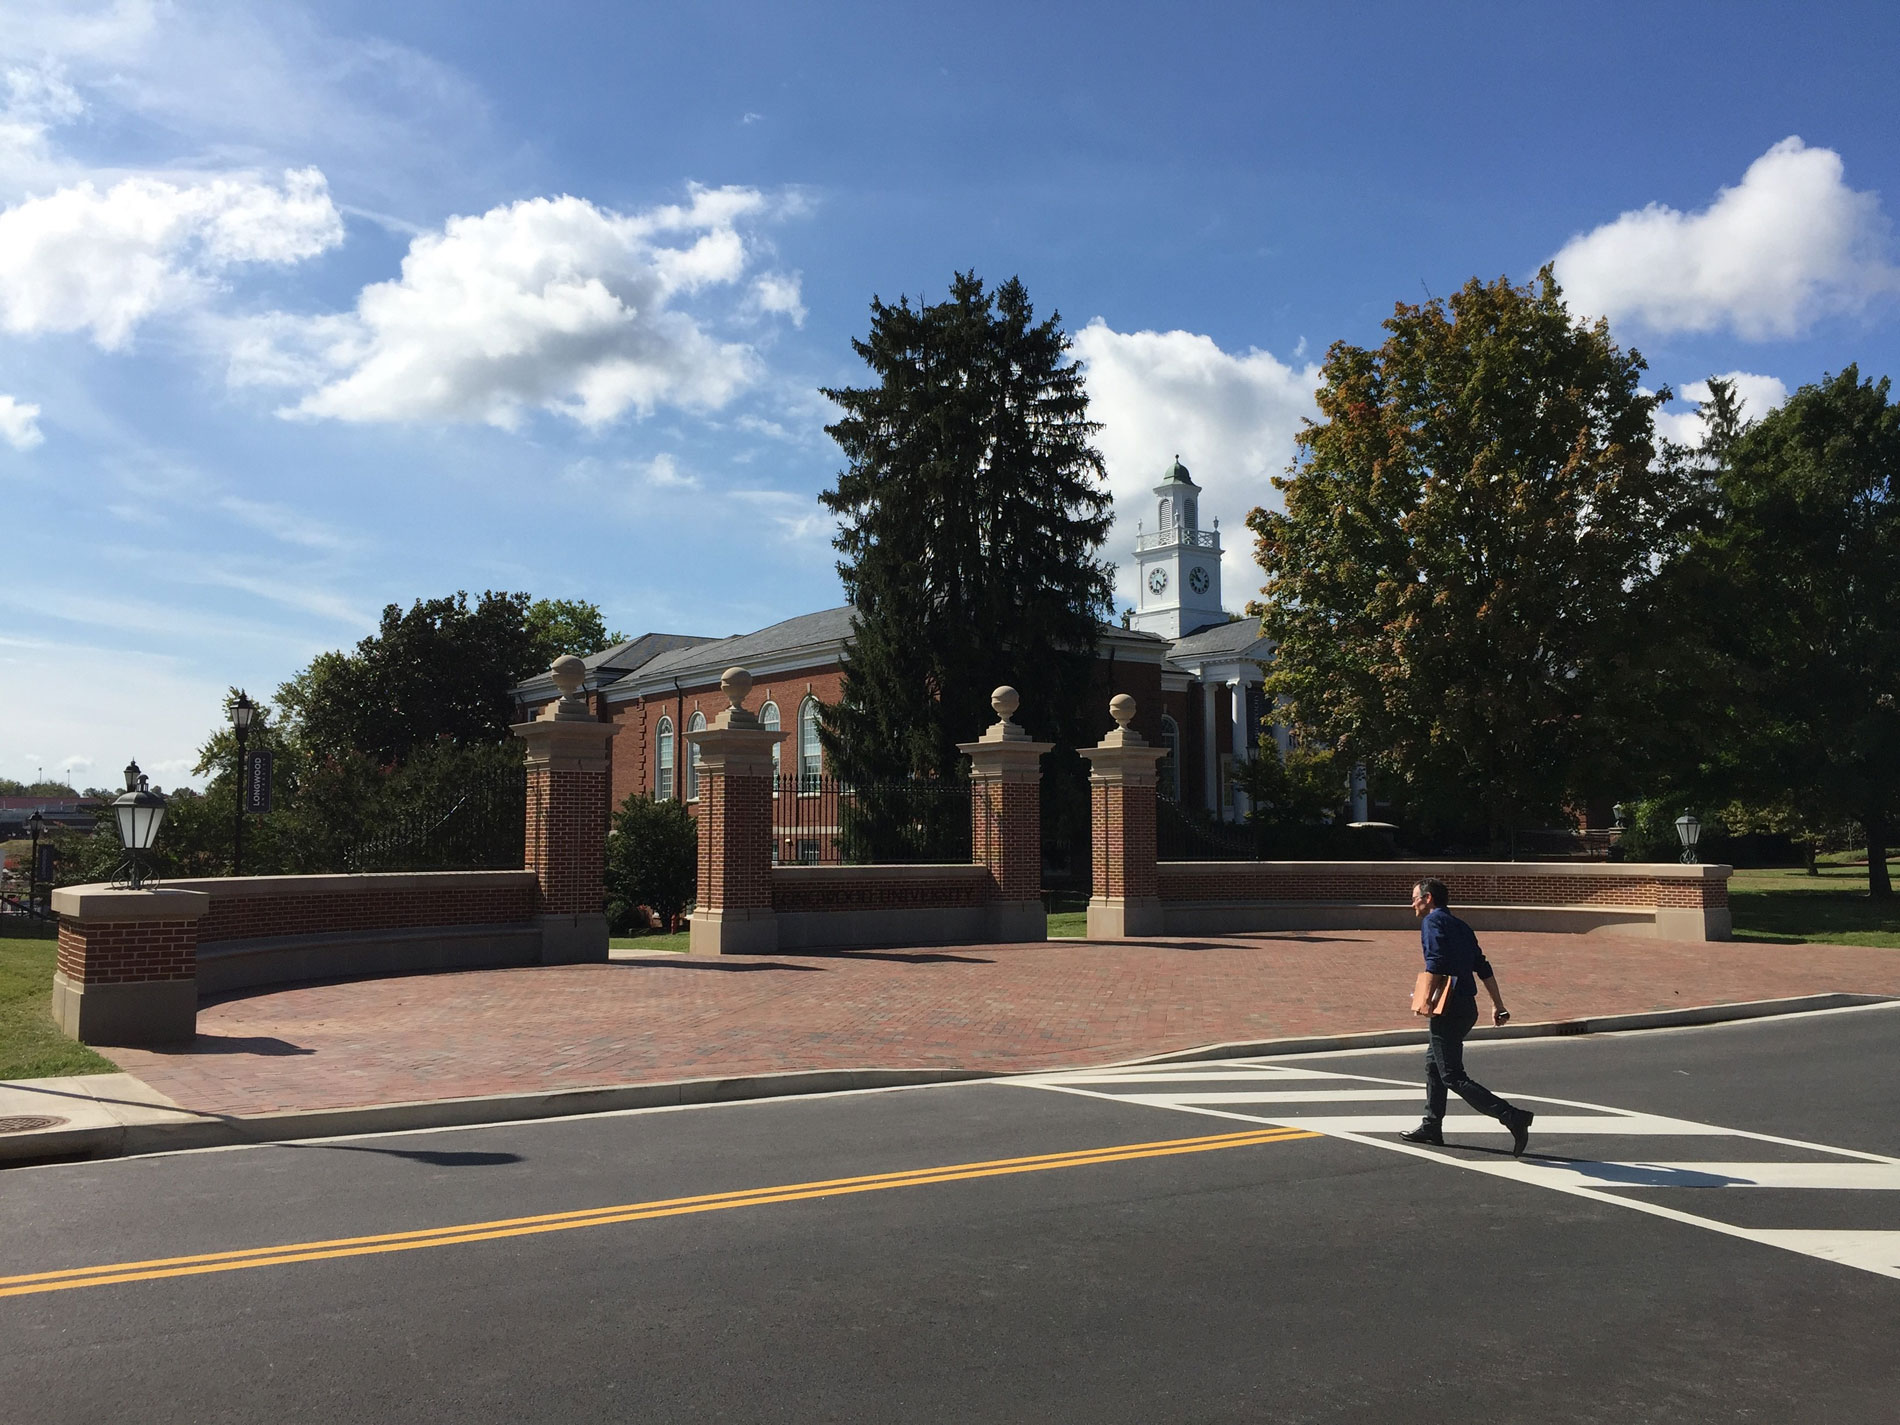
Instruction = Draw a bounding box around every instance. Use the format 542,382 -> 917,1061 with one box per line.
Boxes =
1692,365 -> 1900,897
1248,270 -> 1685,846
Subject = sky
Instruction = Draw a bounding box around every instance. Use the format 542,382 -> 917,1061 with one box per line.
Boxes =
3,1 -> 1898,790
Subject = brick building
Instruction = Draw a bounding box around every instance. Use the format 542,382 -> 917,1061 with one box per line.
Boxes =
514,459 -> 1278,823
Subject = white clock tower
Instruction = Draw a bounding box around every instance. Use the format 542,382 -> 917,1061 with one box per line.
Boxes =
1130,457 -> 1224,638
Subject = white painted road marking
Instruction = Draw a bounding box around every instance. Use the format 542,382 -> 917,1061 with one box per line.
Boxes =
1011,1060 -> 1900,1282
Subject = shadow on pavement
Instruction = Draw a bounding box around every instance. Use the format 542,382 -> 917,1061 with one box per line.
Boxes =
316,1144 -> 523,1167
139,1034 -> 317,1057
812,951 -> 995,965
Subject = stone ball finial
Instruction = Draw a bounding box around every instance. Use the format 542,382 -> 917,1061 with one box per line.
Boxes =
1110,693 -> 1136,729
550,655 -> 586,698
991,685 -> 1021,723
720,666 -> 754,711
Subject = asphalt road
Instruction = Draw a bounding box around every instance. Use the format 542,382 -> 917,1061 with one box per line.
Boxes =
4,1005 -> 1898,1424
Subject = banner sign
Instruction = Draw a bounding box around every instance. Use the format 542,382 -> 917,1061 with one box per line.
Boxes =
244,749 -> 274,815
35,843 -> 54,881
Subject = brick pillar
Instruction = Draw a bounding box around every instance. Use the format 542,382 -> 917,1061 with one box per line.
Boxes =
49,886 -> 210,1045
958,685 -> 1052,944
512,655 -> 621,964
1080,694 -> 1169,938
686,667 -> 785,955
1654,865 -> 1733,941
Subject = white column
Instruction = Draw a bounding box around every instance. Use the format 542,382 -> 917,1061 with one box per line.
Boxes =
1229,679 -> 1250,822
1200,679 -> 1219,815
1350,762 -> 1369,822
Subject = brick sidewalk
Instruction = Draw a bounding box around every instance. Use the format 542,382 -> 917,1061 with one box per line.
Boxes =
103,931 -> 1900,1117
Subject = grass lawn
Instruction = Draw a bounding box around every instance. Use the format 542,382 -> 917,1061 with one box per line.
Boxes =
609,930 -> 691,953
1727,857 -> 1900,948
0,935 -> 120,1080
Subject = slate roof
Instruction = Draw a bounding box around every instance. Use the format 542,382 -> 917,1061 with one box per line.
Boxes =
1164,617 -> 1273,664
513,631 -> 714,702
604,607 -> 861,697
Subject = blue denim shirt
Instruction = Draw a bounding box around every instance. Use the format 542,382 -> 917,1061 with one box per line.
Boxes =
1420,907 -> 1493,1002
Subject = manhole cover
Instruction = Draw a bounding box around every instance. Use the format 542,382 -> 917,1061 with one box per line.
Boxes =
0,1116 -> 67,1134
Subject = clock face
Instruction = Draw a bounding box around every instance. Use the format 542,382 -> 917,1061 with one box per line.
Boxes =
1188,565 -> 1211,595
1147,568 -> 1168,594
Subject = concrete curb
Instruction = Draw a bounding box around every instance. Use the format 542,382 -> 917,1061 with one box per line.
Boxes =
3,992 -> 1894,1168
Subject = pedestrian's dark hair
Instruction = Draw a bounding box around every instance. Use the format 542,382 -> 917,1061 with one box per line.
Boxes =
1416,877 -> 1450,909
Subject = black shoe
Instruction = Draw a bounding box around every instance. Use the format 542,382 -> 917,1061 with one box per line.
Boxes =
1398,1123 -> 1444,1146
1504,1108 -> 1534,1157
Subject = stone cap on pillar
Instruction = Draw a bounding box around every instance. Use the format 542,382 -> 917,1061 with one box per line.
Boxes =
688,666 -> 785,774
52,885 -> 212,922
958,685 -> 1052,780
512,657 -> 621,767
1081,695 -> 1168,782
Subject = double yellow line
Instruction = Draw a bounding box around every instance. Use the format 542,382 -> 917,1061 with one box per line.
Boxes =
1,1125 -> 1314,1300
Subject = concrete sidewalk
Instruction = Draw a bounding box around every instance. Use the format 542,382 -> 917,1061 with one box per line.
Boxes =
4,929 -> 1897,1164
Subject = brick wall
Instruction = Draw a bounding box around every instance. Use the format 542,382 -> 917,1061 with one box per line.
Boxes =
609,667 -> 847,813
1154,863 -> 1726,910
771,866 -> 993,913
193,879 -> 538,944
57,919 -> 198,984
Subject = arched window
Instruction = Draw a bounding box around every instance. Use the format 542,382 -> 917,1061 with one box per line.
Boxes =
655,717 -> 674,800
760,700 -> 781,781
1158,496 -> 1172,532
685,711 -> 706,799
1158,715 -> 1181,803
1182,499 -> 1196,531
797,696 -> 822,786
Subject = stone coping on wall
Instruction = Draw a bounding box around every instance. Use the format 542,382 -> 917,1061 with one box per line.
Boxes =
771,864 -> 993,882
144,870 -> 539,899
1155,859 -> 1729,882
51,886 -> 212,923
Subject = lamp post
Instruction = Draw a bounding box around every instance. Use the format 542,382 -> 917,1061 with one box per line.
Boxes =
231,691 -> 255,876
1675,813 -> 1702,865
26,809 -> 44,917
112,760 -> 169,890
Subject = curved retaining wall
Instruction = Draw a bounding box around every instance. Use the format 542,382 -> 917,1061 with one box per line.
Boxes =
53,871 -> 543,1045
1153,859 -> 1731,940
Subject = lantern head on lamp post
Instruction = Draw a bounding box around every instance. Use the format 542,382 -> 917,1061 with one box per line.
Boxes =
1674,813 -> 1702,865
112,760 -> 169,890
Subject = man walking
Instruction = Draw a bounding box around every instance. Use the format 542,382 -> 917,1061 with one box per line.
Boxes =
1400,878 -> 1535,1155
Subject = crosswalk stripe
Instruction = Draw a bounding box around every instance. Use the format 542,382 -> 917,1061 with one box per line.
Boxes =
1007,1060 -> 1900,1282
1461,1160 -> 1900,1191
1748,1231 -> 1900,1276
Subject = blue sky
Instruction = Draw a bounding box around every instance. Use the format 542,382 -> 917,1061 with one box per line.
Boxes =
4,1 -> 1897,789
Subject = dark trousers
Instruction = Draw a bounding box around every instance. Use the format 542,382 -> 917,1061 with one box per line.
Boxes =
1424,998 -> 1515,1124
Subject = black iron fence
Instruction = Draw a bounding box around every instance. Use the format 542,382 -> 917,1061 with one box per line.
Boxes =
346,764 -> 528,873
770,774 -> 973,865
1156,797 -> 1398,861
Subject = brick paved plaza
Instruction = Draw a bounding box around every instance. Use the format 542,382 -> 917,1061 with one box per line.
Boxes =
102,931 -> 1900,1118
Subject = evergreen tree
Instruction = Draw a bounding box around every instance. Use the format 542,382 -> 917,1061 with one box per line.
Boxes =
818,272 -> 1114,783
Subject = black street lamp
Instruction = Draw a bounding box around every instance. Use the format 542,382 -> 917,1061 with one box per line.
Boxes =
231,691 -> 255,876
26,809 -> 44,917
1675,813 -> 1702,865
112,760 -> 169,890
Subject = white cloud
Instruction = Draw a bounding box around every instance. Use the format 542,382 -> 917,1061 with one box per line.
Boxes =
1653,370 -> 1790,447
1072,320 -> 1321,610
1552,138 -> 1900,339
748,272 -> 806,325
0,392 -> 43,448
273,186 -> 780,429
0,167 -> 343,348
